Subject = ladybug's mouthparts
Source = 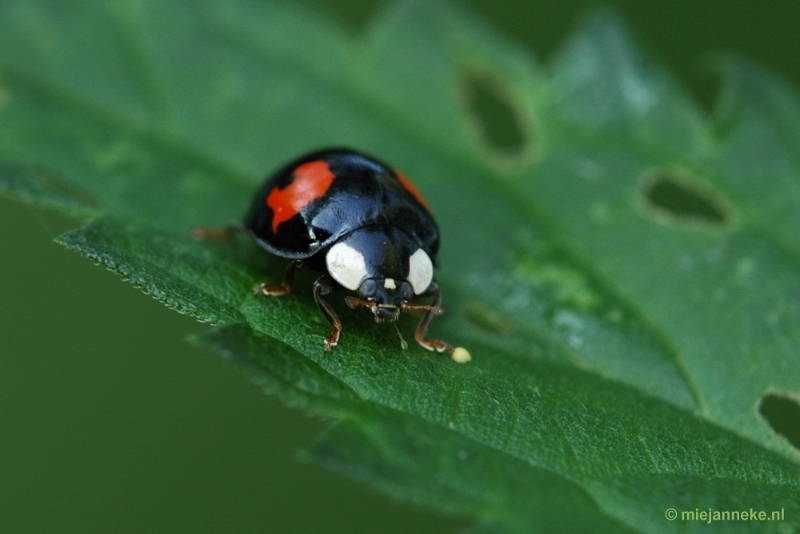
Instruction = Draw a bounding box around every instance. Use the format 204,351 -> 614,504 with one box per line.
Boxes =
374,304 -> 400,323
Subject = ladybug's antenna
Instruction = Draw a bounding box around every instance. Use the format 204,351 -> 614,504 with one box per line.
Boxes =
400,302 -> 444,315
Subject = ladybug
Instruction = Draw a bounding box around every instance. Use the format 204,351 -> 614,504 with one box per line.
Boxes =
244,148 -> 463,358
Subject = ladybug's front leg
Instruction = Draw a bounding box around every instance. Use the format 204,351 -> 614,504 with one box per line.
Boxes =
253,261 -> 299,296
313,274 -> 344,353
413,282 -> 454,356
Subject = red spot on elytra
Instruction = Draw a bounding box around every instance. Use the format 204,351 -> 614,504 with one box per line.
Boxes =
267,160 -> 336,232
395,169 -> 430,210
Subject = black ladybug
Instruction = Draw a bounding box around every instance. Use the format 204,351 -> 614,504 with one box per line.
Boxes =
244,148 -> 462,358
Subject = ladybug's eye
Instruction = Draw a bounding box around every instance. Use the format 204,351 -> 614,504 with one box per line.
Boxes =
400,281 -> 414,301
358,279 -> 378,298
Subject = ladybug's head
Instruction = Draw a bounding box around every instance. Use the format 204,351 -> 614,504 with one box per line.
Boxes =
354,277 -> 414,322
324,226 -> 434,323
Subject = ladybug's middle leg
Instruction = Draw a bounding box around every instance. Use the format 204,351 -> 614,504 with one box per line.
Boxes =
253,261 -> 299,296
191,223 -> 246,241
313,274 -> 344,353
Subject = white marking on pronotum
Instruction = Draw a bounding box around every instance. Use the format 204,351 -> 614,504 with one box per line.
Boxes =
384,278 -> 396,289
407,248 -> 433,295
326,242 -> 368,290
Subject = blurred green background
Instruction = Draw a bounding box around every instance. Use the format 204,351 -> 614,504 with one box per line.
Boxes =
2,0 -> 798,532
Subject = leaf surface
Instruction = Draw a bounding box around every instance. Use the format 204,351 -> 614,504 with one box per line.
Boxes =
2,1 -> 799,532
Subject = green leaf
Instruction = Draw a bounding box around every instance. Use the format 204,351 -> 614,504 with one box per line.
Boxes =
0,162 -> 99,217
2,1 -> 800,532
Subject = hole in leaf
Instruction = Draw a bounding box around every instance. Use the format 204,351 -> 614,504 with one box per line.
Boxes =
759,393 -> 800,449
461,72 -> 528,158
643,171 -> 730,227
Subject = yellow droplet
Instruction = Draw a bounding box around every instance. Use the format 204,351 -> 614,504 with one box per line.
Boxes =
451,347 -> 472,363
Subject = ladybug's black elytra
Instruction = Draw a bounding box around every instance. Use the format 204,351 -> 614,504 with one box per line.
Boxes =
243,148 -> 462,358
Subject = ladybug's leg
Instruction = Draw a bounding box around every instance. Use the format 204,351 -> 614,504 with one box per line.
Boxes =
253,261 -> 299,296
412,282 -> 454,355
190,224 -> 245,241
313,274 -> 344,353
